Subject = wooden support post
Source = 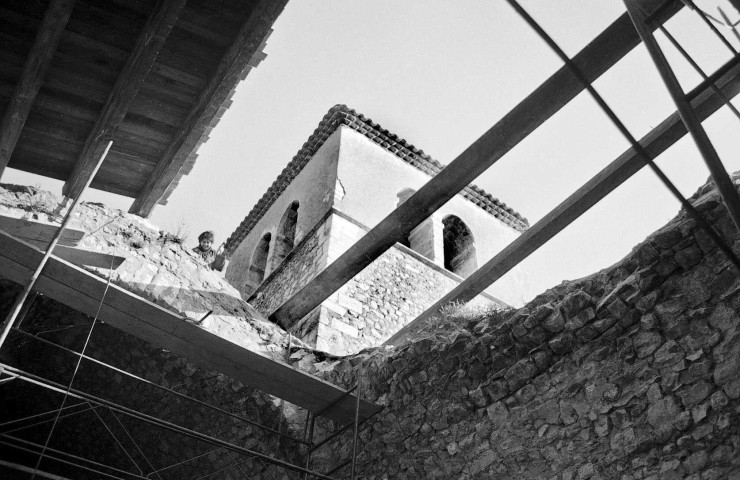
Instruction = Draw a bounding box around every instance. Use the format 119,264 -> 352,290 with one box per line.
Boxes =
0,0 -> 76,178
625,0 -> 740,234
0,141 -> 111,351
128,0 -> 289,217
62,0 -> 186,200
386,56 -> 740,346
267,0 -> 684,329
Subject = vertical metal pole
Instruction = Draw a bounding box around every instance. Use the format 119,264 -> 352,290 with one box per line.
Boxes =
625,0 -> 740,234
350,364 -> 362,480
301,413 -> 315,480
0,141 -> 113,351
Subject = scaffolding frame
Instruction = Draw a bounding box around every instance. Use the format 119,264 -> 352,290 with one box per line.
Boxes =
0,324 -> 373,480
3,0 -> 740,478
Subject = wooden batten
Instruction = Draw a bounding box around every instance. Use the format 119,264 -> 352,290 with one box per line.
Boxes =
0,0 -> 76,178
62,0 -> 187,200
128,0 -> 289,217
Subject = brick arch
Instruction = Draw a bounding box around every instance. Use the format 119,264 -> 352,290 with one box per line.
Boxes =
442,215 -> 477,278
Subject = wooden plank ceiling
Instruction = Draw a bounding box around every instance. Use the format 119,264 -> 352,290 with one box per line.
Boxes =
0,0 -> 287,216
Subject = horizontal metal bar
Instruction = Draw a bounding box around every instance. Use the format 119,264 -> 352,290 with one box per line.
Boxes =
0,459 -> 73,480
324,458 -> 351,477
2,364 -> 339,480
1,436 -> 148,479
8,328 -> 308,445
268,0 -> 684,327
0,402 -> 95,435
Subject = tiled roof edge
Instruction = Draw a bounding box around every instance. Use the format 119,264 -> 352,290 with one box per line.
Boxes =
225,105 -> 528,254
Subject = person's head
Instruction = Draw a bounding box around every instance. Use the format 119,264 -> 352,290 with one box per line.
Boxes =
198,231 -> 215,251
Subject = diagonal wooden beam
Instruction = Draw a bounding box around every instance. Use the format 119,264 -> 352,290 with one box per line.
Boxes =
386,55 -> 740,346
0,0 -> 76,178
268,0 -> 684,328
62,0 -> 187,200
128,0 -> 289,217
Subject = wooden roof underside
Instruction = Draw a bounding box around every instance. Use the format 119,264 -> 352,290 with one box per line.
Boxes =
0,0 -> 286,217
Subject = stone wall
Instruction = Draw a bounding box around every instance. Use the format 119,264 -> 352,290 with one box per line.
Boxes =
250,210 -> 503,355
0,184 -> 293,361
302,176 -> 740,479
315,240 -> 504,355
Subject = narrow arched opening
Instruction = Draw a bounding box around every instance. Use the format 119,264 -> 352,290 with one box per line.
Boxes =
442,215 -> 477,278
271,202 -> 299,270
244,232 -> 271,295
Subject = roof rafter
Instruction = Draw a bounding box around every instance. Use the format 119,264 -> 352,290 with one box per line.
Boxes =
62,0 -> 187,200
0,0 -> 76,178
267,0 -> 684,328
128,0 -> 289,217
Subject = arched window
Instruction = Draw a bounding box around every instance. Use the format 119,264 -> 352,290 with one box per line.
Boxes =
396,189 -> 416,248
244,233 -> 271,295
442,215 -> 477,278
271,202 -> 299,270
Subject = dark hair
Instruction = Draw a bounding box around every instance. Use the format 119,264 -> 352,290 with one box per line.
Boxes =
198,231 -> 215,242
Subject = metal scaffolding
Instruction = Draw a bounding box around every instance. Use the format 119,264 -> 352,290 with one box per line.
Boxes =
0,165 -> 377,478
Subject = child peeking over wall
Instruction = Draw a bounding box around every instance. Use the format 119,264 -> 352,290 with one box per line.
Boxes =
193,231 -> 224,270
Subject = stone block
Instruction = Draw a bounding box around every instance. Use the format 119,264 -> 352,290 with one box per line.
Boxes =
646,395 -> 680,438
634,331 -> 663,358
330,318 -> 359,337
676,380 -> 713,409
543,309 -> 565,333
504,359 -> 537,392
485,380 -> 509,402
561,291 -> 592,318
674,245 -> 703,270
636,291 -> 658,313
653,340 -> 683,369
549,333 -> 576,355
593,316 -> 618,333
566,307 -> 595,331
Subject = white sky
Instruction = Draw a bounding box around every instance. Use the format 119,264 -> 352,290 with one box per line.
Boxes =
6,0 -> 740,303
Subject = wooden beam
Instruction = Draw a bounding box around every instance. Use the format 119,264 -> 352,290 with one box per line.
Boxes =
386,55 -> 740,346
128,0 -> 289,217
62,0 -> 187,200
0,215 -> 84,246
268,0 -> 684,328
0,0 -> 76,178
20,241 -> 126,269
0,230 -> 380,424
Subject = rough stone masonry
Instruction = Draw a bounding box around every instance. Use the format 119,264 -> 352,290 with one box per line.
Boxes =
304,173 -> 740,479
1,171 -> 739,479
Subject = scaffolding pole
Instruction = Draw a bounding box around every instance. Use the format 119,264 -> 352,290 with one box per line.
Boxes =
1,364 -> 339,480
0,141 -> 112,351
625,0 -> 740,234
